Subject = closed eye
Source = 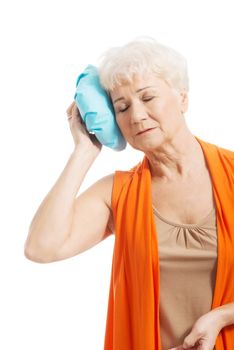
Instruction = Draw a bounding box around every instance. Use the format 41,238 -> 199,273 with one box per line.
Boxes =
142,96 -> 155,101
117,97 -> 156,113
118,106 -> 129,113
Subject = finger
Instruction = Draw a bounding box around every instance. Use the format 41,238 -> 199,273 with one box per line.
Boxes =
66,104 -> 82,125
66,101 -> 76,116
71,103 -> 81,117
168,347 -> 196,350
183,334 -> 198,349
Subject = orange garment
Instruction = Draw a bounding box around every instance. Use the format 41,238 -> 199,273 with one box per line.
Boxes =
104,136 -> 234,350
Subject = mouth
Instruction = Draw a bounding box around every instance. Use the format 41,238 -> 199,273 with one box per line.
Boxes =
136,127 -> 157,136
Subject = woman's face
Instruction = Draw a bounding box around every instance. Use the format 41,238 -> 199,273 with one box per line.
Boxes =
110,73 -> 188,152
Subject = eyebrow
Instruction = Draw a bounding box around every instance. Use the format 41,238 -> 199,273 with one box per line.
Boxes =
113,86 -> 155,104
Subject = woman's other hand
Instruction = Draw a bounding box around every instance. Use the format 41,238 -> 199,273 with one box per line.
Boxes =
66,101 -> 102,155
168,309 -> 223,350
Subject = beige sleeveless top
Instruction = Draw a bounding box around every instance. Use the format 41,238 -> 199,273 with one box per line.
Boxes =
153,206 -> 218,350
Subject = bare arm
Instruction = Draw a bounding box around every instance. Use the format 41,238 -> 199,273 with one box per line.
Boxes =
25,102 -> 114,263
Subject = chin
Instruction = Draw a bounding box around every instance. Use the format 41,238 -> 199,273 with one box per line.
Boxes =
132,136 -> 164,152
130,141 -> 162,153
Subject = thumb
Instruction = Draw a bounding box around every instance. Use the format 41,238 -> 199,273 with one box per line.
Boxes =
183,329 -> 199,349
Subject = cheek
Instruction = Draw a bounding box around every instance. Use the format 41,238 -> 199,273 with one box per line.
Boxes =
116,116 -> 126,131
115,117 -> 124,135
116,117 -> 132,140
159,96 -> 180,118
115,115 -> 121,127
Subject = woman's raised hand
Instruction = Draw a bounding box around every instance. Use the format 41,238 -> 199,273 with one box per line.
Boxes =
66,101 -> 102,155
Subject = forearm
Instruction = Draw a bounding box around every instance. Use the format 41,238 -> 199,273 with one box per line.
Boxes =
212,302 -> 234,329
25,147 -> 97,262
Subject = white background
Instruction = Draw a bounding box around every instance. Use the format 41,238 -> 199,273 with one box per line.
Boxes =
0,0 -> 234,349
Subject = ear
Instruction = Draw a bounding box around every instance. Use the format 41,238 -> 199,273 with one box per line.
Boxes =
179,89 -> 188,114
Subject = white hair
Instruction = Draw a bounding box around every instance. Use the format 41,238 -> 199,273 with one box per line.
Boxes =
97,37 -> 189,92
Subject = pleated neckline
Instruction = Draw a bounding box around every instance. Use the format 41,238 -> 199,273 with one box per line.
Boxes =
152,205 -> 216,228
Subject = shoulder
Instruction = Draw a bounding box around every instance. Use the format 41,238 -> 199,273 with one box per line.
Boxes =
216,145 -> 234,159
212,142 -> 234,168
97,160 -> 143,208
197,136 -> 234,168
92,174 -> 114,210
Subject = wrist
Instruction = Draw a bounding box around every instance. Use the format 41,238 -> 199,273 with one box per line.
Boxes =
72,145 -> 100,159
211,303 -> 234,329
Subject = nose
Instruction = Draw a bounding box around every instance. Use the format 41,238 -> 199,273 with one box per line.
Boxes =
129,100 -> 148,124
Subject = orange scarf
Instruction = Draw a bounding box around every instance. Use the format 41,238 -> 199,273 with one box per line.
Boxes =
104,136 -> 234,350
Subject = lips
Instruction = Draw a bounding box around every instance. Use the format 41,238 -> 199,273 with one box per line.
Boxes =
136,127 -> 157,135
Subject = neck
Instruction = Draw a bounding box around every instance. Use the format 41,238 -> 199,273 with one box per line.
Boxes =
145,128 -> 205,182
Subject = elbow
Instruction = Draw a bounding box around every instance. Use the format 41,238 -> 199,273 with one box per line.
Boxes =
24,240 -> 56,264
24,245 -> 41,263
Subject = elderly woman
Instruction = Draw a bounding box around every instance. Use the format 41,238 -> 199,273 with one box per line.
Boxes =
25,38 -> 234,350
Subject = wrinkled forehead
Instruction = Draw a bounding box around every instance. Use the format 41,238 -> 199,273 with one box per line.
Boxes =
109,73 -> 172,102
